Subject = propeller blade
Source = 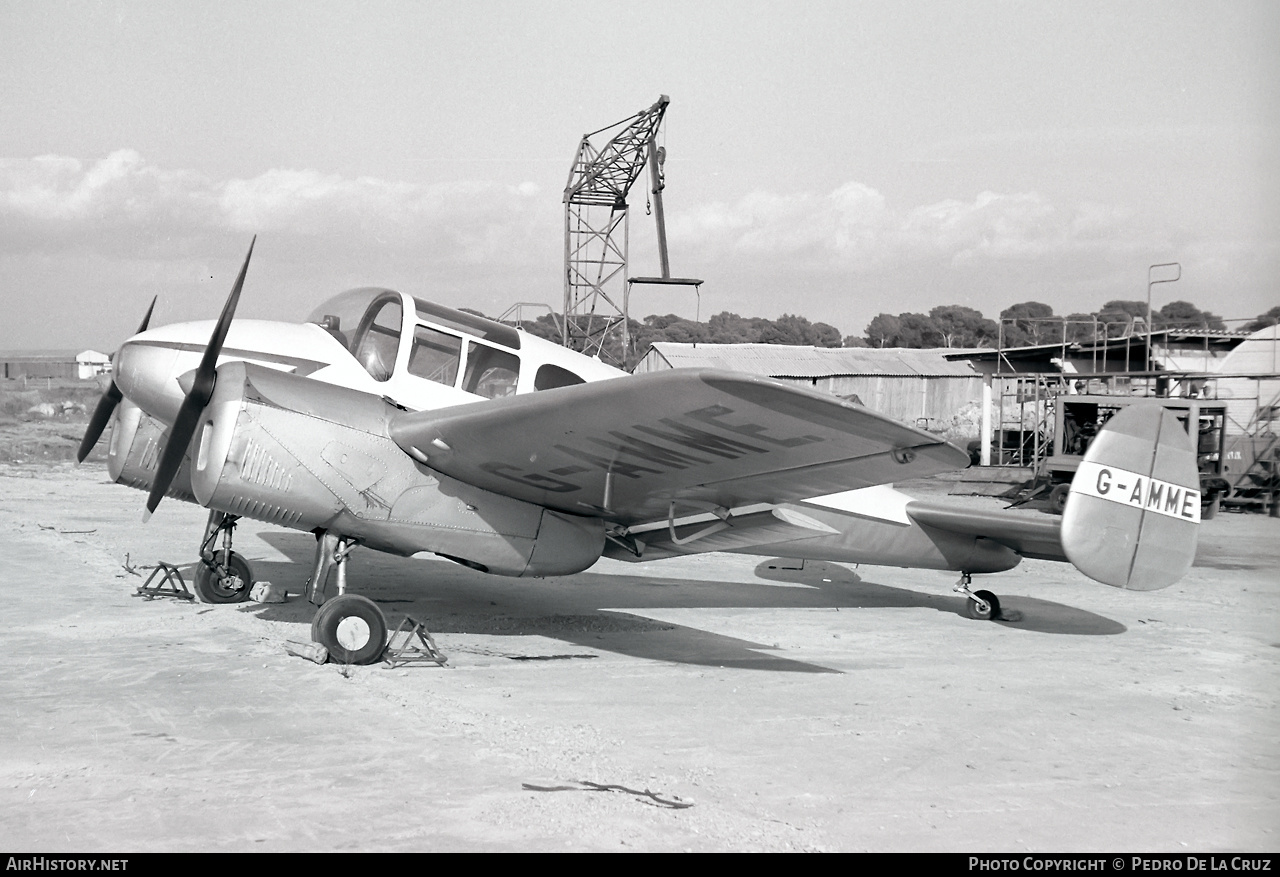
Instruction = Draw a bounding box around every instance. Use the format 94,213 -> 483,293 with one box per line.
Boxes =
145,238 -> 255,517
76,296 -> 157,464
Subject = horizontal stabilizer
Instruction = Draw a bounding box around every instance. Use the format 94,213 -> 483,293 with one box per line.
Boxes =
906,500 -> 1066,562
1061,403 -> 1200,590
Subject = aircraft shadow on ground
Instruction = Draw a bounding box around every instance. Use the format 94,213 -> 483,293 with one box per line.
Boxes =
226,531 -> 1124,674
1192,543 -> 1276,571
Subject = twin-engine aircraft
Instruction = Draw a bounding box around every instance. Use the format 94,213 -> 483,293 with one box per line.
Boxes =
79,241 -> 1203,664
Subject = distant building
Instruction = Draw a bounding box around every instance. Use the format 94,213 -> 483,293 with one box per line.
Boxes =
1,350 -> 80,380
633,342 -> 983,428
76,350 -> 111,379
1,349 -> 110,380
1210,325 -> 1280,434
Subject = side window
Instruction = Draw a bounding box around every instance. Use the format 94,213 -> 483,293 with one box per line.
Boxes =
353,297 -> 402,382
408,326 -> 462,387
463,342 -> 520,399
534,363 -> 585,391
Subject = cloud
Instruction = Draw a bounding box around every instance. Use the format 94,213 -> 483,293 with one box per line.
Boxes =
0,151 -> 1164,276
670,182 -> 1149,273
5,151 -> 1271,350
0,150 -> 549,265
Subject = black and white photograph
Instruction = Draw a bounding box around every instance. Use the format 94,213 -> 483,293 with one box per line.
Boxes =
1,0 -> 1276,855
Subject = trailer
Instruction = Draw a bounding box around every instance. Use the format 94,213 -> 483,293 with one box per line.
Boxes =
1219,433 -> 1280,513
1034,394 -> 1229,515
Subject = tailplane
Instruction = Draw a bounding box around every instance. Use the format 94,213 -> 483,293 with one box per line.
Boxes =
1062,403 -> 1200,590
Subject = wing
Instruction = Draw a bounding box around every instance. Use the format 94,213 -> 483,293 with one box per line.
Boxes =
906,500 -> 1067,562
390,368 -> 970,526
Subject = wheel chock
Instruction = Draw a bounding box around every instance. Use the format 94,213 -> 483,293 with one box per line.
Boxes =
383,615 -> 448,668
249,581 -> 288,603
134,562 -> 194,601
284,640 -> 329,664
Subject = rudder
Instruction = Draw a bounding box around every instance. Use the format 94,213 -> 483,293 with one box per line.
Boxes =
1061,403 -> 1200,590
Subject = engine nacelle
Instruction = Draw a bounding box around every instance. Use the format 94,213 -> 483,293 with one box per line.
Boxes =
190,361 -> 604,577
106,399 -> 196,503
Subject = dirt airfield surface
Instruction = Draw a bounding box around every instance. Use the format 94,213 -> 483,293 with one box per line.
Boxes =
0,463 -> 1276,853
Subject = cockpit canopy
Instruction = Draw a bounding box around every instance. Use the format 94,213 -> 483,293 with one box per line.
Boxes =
306,288 -> 582,400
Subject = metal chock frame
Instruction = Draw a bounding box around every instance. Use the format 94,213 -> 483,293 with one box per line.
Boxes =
382,615 -> 449,669
134,562 -> 194,601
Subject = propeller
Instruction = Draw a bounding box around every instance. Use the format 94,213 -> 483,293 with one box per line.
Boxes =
76,296 -> 158,464
145,237 -> 256,519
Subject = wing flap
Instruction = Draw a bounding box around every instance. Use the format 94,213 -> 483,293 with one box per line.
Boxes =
391,369 -> 970,525
608,506 -> 841,561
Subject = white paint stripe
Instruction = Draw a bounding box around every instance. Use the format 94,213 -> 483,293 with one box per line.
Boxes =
1072,460 -> 1201,523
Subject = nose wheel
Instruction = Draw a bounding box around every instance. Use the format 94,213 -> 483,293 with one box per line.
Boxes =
194,511 -> 254,604
194,551 -> 253,603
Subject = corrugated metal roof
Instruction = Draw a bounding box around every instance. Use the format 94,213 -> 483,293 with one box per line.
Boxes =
0,349 -> 82,362
641,342 -> 980,377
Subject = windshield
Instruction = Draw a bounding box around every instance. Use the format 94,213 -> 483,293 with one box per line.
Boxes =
308,289 -> 404,382
307,289 -> 397,354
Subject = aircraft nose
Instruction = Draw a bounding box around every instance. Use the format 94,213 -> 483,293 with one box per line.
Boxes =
113,335 -> 186,425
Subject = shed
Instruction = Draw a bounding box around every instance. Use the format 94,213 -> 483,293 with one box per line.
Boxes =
76,350 -> 111,380
634,342 -> 983,427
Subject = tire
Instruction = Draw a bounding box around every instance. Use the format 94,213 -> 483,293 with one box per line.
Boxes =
194,552 -> 253,604
1049,483 -> 1070,515
965,589 -> 1001,621
311,594 -> 387,665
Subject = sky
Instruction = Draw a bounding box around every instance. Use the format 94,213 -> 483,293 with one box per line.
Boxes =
1,0 -> 1277,351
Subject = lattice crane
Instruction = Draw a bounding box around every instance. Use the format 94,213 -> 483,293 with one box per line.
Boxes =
562,95 -> 701,366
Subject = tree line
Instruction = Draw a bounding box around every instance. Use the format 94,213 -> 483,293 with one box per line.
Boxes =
476,309 -> 844,367
862,300 -> 1280,349
467,300 -> 1280,366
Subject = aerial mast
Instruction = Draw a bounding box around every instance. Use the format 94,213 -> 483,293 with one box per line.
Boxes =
562,95 -> 701,366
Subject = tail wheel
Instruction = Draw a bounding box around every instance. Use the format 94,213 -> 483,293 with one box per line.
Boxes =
1049,483 -> 1071,515
965,589 -> 1001,621
312,594 -> 387,665
194,552 -> 253,604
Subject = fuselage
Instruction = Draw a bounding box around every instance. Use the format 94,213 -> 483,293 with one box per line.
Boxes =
107,288 -> 1018,576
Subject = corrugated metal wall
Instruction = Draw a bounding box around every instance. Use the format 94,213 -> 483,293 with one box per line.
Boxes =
3,360 -> 79,380
634,344 -> 983,427
777,374 -> 980,426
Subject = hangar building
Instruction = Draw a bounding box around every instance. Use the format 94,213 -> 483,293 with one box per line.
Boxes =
1,350 -> 110,381
633,342 -> 983,428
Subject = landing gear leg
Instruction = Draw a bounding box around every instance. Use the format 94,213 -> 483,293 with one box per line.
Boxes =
304,530 -> 345,607
306,531 -> 387,665
953,572 -> 1002,621
193,511 -> 253,604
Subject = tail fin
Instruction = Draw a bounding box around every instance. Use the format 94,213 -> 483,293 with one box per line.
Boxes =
1061,403 -> 1200,590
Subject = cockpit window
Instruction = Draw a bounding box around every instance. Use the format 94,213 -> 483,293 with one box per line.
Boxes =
463,342 -> 519,399
411,297 -> 521,350
408,325 -> 462,387
353,295 -> 402,382
534,364 -> 585,390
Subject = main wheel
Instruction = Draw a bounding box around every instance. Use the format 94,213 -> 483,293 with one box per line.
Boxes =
311,594 -> 387,665
965,589 -> 1001,621
193,552 -> 253,604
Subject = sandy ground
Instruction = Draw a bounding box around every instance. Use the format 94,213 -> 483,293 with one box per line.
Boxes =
0,463 -> 1276,852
